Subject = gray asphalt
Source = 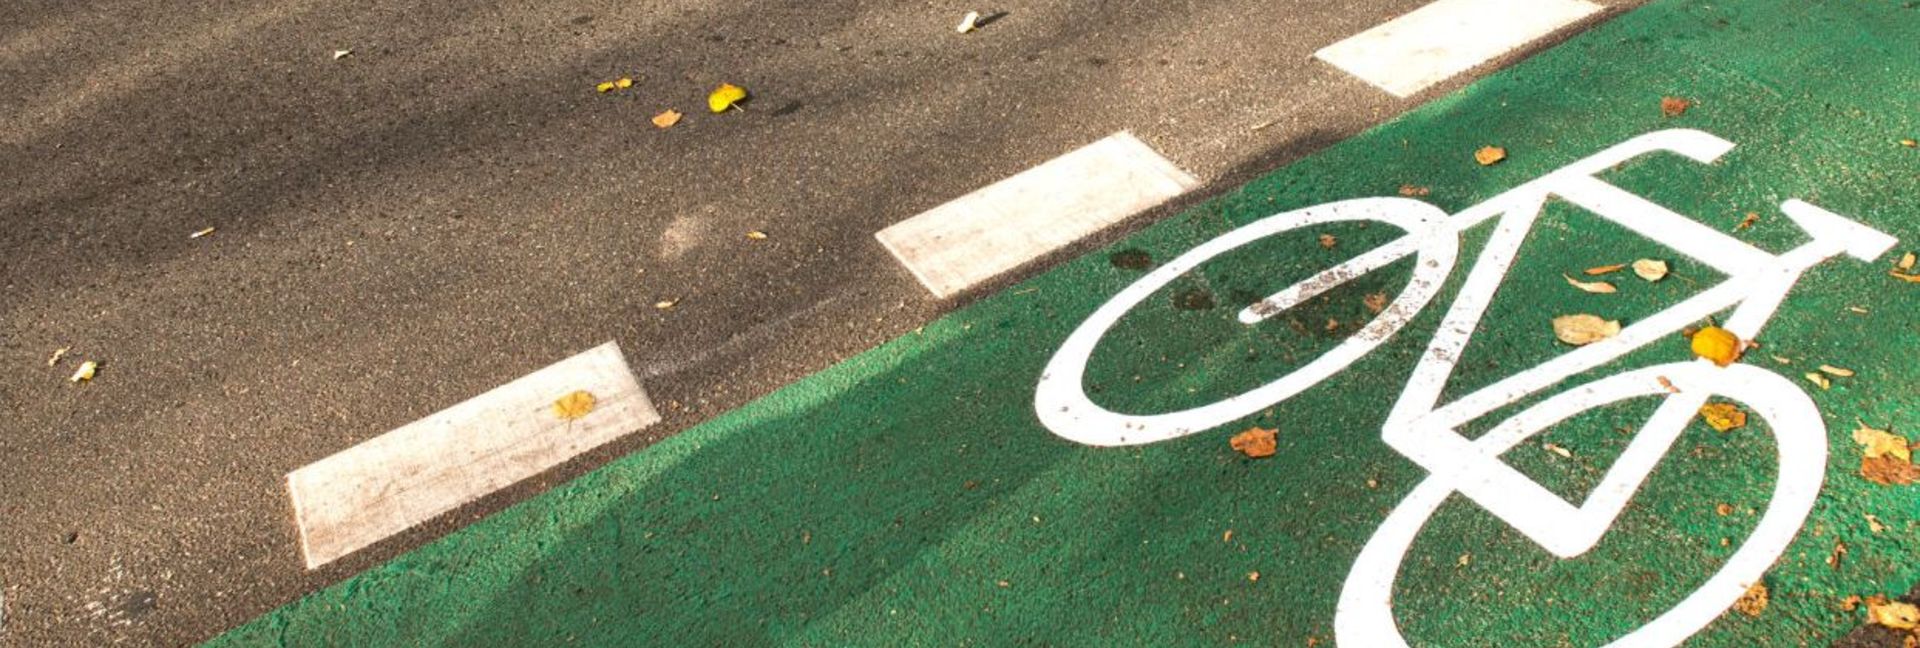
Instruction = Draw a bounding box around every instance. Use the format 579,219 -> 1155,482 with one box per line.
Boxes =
0,0 -> 1635,643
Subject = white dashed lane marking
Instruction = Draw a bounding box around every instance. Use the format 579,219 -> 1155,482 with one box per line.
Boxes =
286,341 -> 659,569
1315,0 -> 1603,97
876,131 -> 1198,299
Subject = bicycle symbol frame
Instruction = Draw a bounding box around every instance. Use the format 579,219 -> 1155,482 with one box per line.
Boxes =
1033,130 -> 1898,646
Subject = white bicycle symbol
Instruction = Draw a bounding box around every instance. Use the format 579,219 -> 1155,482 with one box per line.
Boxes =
1033,129 -> 1898,646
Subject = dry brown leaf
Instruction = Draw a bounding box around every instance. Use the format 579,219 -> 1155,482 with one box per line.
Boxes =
47,346 -> 70,367
1657,376 -> 1681,394
1474,146 -> 1507,166
1553,314 -> 1620,346
1715,503 -> 1734,516
1222,529 -> 1233,543
1542,442 -> 1572,458
1318,234 -> 1337,249
1735,212 -> 1760,231
1690,326 -> 1743,366
1733,582 -> 1768,617
1903,139 -> 1919,149
552,390 -> 597,420
655,299 -> 678,310
652,110 -> 683,129
1828,539 -> 1848,569
1699,403 -> 1747,432
189,226 -> 216,239
1892,270 -> 1920,283
1868,596 -> 1920,630
1805,372 -> 1832,390
1853,422 -> 1910,462
1660,96 -> 1693,118
1632,259 -> 1669,282
1866,514 -> 1888,533
1230,427 -> 1278,458
1820,364 -> 1855,377
69,360 -> 98,383
1583,263 -> 1627,276
745,230 -> 768,240
1564,274 -> 1618,294
1844,595 -> 1865,611
1899,252 -> 1916,271
1363,293 -> 1388,314
1398,184 -> 1430,197
1861,456 -> 1920,485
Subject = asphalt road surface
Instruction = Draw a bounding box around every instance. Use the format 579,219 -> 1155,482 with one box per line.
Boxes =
1,0 -> 1636,643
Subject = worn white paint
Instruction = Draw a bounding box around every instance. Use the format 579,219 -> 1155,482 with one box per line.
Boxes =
1314,0 -> 1604,97
287,341 -> 659,569
1033,129 -> 1898,645
876,132 -> 1198,299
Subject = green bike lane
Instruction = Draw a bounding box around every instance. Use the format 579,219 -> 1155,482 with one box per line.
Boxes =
215,1 -> 1920,645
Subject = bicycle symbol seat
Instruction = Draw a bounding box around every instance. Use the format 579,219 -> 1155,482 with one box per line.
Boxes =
1033,129 -> 1898,646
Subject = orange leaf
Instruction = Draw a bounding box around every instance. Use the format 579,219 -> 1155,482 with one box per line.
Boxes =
1690,326 -> 1742,367
1474,146 -> 1506,166
1660,96 -> 1693,118
1583,263 -> 1627,276
1698,403 -> 1747,432
651,110 -> 683,129
1230,427 -> 1278,458
1861,456 -> 1920,485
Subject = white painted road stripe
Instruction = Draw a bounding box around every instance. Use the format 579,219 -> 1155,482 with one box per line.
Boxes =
877,132 -> 1198,299
1314,0 -> 1603,98
286,341 -> 659,569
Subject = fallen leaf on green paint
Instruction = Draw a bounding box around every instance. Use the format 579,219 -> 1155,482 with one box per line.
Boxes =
1867,596 -> 1920,630
708,83 -> 748,113
1690,326 -> 1742,367
1474,146 -> 1506,166
1861,456 -> 1920,486
1660,96 -> 1693,118
1632,259 -> 1669,281
1896,252 -> 1915,271
1564,274 -> 1617,294
1230,427 -> 1277,458
1583,263 -> 1626,276
1552,314 -> 1619,346
552,390 -> 597,420
1732,582 -> 1767,617
1699,402 -> 1747,432
1853,421 -> 1910,462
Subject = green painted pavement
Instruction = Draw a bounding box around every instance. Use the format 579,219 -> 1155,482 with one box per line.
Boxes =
215,1 -> 1920,645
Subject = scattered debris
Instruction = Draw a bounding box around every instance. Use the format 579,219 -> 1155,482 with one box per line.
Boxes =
1848,306 -> 1870,314
47,346 -> 70,366
957,11 -> 982,33
1805,372 -> 1831,390
654,299 -> 678,310
1699,402 -> 1747,432
1542,442 -> 1572,458
1660,96 -> 1693,118
1819,365 -> 1855,378
1657,376 -> 1681,394
1860,456 -> 1920,485
1828,539 -> 1847,569
1715,503 -> 1734,516
1398,184 -> 1431,197
551,390 -> 597,420
1734,212 -> 1760,231
1363,293 -> 1388,314
1564,274 -> 1617,294
1552,314 -> 1620,346
1474,146 -> 1507,166
708,83 -> 748,113
745,230 -> 768,240
1690,326 -> 1742,366
1457,553 -> 1472,567
1230,427 -> 1278,458
1632,259 -> 1669,282
1770,355 -> 1792,365
1733,582 -> 1768,617
1897,252 -> 1915,271
1866,514 -> 1888,533
69,360 -> 98,383
1318,234 -> 1337,249
331,49 -> 353,60
1866,596 -> 1920,630
189,227 -> 216,239
1852,421 -> 1909,462
651,110 -> 683,129
1583,263 -> 1627,276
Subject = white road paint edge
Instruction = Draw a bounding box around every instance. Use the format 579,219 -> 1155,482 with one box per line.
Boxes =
876,131 -> 1198,299
287,341 -> 659,569
1314,0 -> 1605,98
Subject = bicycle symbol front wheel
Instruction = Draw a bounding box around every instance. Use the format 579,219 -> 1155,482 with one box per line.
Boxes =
1337,362 -> 1827,647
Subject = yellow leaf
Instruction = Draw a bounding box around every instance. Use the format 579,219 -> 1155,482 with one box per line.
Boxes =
1805,372 -> 1831,390
1867,596 -> 1920,630
1903,139 -> 1919,148
651,110 -> 683,129
1564,274 -> 1617,294
1474,146 -> 1506,166
69,360 -> 98,383
708,83 -> 748,113
1230,427 -> 1278,458
1898,251 -> 1915,271
1552,314 -> 1620,346
1690,326 -> 1742,367
1583,263 -> 1627,276
552,390 -> 597,420
1699,402 -> 1748,432
1819,364 -> 1854,377
47,346 -> 70,367
615,77 -> 634,89
1853,422 -> 1910,462
745,230 -> 768,240
596,81 -> 617,93
1632,259 -> 1669,281
1732,582 -> 1768,617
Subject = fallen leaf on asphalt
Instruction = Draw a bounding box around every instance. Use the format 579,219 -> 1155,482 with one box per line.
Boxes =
1474,146 -> 1506,166
1564,274 -> 1617,294
1363,293 -> 1388,314
1318,233 -> 1337,249
745,230 -> 768,240
331,49 -> 352,60
1852,421 -> 1909,462
69,360 -> 97,383
654,299 -> 678,310
651,110 -> 683,129
1398,184 -> 1430,197
1805,372 -> 1831,390
1230,427 -> 1278,458
1660,96 -> 1693,118
708,83 -> 748,113
1732,582 -> 1768,617
1866,514 -> 1888,533
1690,326 -> 1742,366
47,346 -> 70,367
1632,259 -> 1669,281
615,77 -> 634,89
189,226 -> 216,239
1583,263 -> 1627,276
1861,456 -> 1920,485
1552,314 -> 1620,346
596,81 -> 617,93
956,10 -> 981,33
1820,365 -> 1855,378
551,390 -> 597,420
1734,212 -> 1760,231
1867,596 -> 1920,630
1898,252 -> 1915,271
1699,402 -> 1747,432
